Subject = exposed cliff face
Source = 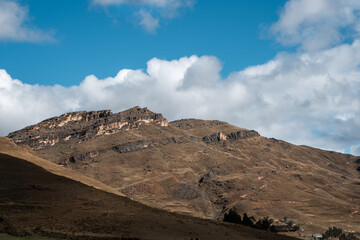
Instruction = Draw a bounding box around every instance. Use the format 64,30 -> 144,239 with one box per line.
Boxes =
8,107 -> 168,150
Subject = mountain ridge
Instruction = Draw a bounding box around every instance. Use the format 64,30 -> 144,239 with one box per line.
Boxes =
7,106 -> 360,235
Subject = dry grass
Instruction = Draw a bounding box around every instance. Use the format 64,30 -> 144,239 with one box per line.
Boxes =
0,138 -> 123,197
5,109 -> 360,236
26,119 -> 360,234
0,142 -> 299,240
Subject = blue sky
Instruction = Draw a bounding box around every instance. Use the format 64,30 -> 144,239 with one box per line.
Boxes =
1,0 -> 360,155
0,0 -> 288,86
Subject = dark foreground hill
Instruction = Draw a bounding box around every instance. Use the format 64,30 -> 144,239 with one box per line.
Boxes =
7,106 -> 360,234
0,137 -> 298,240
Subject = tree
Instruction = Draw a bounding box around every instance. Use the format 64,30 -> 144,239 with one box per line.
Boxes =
223,209 -> 242,224
270,225 -> 277,232
323,227 -> 343,239
242,213 -> 254,227
339,233 -> 359,240
254,217 -> 271,230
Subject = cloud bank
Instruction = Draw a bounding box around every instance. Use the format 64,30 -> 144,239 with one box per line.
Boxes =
2,42 -> 360,154
91,0 -> 194,32
0,0 -> 54,42
271,0 -> 360,51
2,0 -> 360,155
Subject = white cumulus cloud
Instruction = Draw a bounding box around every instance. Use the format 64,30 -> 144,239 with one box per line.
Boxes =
2,0 -> 360,156
271,0 -> 360,51
1,45 -> 360,155
0,0 -> 54,42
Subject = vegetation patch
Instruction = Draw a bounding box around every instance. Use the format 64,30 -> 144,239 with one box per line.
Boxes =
322,227 -> 359,240
223,209 -> 299,232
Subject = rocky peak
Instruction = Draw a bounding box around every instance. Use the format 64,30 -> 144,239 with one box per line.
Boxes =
8,106 -> 168,150
40,110 -> 113,129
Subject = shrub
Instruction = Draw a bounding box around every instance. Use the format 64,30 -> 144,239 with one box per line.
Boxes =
339,233 -> 359,240
254,217 -> 271,230
293,225 -> 300,231
288,220 -> 295,226
242,213 -> 254,227
323,227 -> 343,239
223,209 -> 242,224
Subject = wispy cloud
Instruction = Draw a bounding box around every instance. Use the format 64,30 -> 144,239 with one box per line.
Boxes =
92,0 -> 194,9
138,10 -> 159,33
0,0 -> 54,42
91,0 -> 195,33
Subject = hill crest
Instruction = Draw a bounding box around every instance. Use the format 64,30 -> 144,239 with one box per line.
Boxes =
8,106 -> 169,150
6,106 -> 360,234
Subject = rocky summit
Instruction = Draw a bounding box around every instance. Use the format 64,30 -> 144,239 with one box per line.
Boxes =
8,107 -> 168,150
8,106 -> 360,235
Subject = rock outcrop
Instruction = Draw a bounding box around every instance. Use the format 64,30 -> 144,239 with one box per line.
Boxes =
203,130 -> 260,142
8,106 -> 168,150
172,184 -> 209,201
113,140 -> 153,154
227,130 -> 260,140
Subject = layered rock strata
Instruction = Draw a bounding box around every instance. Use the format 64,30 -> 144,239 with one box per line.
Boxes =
8,106 -> 168,150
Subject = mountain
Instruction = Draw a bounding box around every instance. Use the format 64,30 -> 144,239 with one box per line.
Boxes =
8,106 -> 360,234
0,137 -> 299,240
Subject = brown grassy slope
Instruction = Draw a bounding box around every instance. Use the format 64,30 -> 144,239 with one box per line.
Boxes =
0,147 -> 299,240
0,138 -> 123,197
7,108 -> 360,235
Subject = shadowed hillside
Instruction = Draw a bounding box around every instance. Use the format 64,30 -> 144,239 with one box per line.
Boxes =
0,138 -> 299,240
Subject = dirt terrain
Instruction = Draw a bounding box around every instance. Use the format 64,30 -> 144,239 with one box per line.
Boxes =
7,106 -> 360,234
0,138 -> 299,240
